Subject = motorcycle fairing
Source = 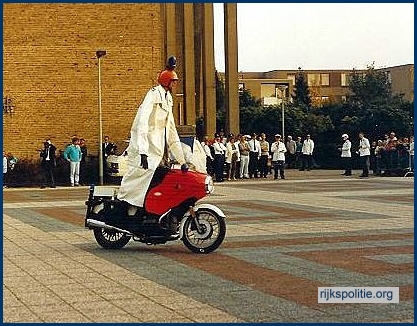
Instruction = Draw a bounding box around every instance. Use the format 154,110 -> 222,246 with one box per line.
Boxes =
145,169 -> 207,215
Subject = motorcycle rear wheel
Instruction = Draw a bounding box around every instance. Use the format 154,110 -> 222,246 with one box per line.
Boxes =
93,228 -> 131,249
182,208 -> 226,254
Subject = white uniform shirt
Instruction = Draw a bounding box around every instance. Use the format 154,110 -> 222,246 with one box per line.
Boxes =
341,140 -> 351,157
302,139 -> 314,155
359,137 -> 371,156
271,141 -> 287,161
213,141 -> 226,155
248,138 -> 261,157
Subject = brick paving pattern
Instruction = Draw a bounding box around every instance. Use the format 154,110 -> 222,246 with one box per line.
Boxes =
3,170 -> 414,322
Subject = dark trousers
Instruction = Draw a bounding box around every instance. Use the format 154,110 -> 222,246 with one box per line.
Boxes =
341,157 -> 352,175
214,154 -> 224,181
235,160 -> 241,179
249,152 -> 259,178
295,152 -> 302,168
273,160 -> 285,179
301,154 -> 313,170
42,161 -> 56,186
287,153 -> 296,169
206,157 -> 214,176
259,155 -> 269,177
360,155 -> 370,176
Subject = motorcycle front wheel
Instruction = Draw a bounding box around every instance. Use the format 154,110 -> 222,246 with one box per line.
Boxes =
182,208 -> 226,254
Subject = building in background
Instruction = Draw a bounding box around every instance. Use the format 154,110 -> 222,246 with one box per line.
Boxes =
235,64 -> 414,107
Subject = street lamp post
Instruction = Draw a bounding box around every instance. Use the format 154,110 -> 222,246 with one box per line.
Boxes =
276,85 -> 288,140
96,50 -> 106,185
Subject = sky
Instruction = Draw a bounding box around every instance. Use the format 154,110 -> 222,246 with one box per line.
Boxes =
213,3 -> 414,72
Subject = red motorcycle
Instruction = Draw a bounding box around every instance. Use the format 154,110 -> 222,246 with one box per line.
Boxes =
85,165 -> 226,254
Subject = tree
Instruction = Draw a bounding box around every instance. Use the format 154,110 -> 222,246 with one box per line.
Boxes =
292,68 -> 312,110
346,63 -> 413,139
348,63 -> 391,106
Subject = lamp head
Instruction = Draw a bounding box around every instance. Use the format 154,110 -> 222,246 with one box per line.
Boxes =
96,50 -> 107,58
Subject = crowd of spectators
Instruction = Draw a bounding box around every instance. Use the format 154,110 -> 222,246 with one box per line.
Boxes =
200,130 -> 414,181
372,132 -> 414,176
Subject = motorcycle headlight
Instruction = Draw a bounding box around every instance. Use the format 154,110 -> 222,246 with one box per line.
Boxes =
205,175 -> 214,194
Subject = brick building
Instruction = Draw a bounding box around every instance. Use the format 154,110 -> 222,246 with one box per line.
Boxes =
3,3 -> 239,160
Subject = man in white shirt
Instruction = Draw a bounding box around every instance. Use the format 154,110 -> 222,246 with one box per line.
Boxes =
212,133 -> 227,182
201,135 -> 214,176
358,132 -> 371,177
300,134 -> 314,171
248,133 -> 261,178
340,133 -> 352,176
271,134 -> 287,179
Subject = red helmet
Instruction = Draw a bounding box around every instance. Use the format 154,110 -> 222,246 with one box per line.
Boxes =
158,69 -> 178,87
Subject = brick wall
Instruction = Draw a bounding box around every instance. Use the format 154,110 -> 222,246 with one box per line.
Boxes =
3,3 -> 165,159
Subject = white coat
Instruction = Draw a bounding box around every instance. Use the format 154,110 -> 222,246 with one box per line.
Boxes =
359,137 -> 371,156
341,139 -> 351,157
225,141 -> 240,164
118,84 -> 185,207
271,141 -> 287,161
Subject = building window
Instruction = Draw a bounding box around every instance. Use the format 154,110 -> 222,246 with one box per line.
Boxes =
261,83 -> 277,98
341,73 -> 350,86
321,74 -> 329,86
308,74 -> 320,86
238,83 -> 245,92
321,96 -> 330,103
308,73 -> 329,86
341,95 -> 347,102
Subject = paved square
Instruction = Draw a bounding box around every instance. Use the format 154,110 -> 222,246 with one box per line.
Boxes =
3,170 -> 414,322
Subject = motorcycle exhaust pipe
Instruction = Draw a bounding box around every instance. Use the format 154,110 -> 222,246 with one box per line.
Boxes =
86,218 -> 133,236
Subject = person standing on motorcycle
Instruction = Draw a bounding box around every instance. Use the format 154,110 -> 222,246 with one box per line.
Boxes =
117,56 -> 187,216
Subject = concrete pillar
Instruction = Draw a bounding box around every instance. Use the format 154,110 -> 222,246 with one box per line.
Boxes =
224,3 -> 239,136
163,3 -> 183,126
202,3 -> 216,138
164,3 -> 176,60
182,3 -> 196,127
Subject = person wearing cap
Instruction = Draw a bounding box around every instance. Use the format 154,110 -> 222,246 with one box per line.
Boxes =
340,133 -> 352,176
271,134 -> 287,180
118,56 -> 186,215
40,138 -> 57,188
212,133 -> 227,182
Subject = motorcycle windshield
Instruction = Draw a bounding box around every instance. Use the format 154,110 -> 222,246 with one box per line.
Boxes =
177,137 -> 207,174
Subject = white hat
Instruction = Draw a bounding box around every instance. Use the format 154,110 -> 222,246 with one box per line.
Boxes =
275,134 -> 281,138
342,134 -> 349,139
